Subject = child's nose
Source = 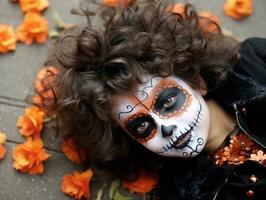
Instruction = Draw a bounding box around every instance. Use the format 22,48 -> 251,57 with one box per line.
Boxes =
161,125 -> 177,137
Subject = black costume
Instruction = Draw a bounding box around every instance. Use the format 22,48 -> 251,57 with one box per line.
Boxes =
158,37 -> 266,200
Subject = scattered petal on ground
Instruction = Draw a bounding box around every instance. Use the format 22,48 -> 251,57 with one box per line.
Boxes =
0,24 -> 16,54
0,132 -> 7,145
103,0 -> 134,7
0,145 -> 7,160
0,133 -> 7,160
19,0 -> 49,13
12,137 -> 50,175
17,106 -> 46,138
122,169 -> 158,195
170,4 -> 220,33
16,12 -> 48,45
199,11 -> 221,33
62,137 -> 86,165
61,169 -> 93,200
168,3 -> 185,16
223,0 -> 253,20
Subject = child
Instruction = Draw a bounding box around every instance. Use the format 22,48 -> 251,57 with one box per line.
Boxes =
36,0 -> 266,199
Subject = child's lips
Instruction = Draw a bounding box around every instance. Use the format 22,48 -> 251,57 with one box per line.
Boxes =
171,128 -> 193,149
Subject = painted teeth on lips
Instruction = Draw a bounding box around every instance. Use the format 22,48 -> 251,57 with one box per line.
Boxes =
171,126 -> 193,149
169,102 -> 202,149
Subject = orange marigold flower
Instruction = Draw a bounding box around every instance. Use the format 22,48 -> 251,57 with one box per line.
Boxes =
103,0 -> 134,7
12,137 -> 50,174
227,152 -> 246,165
0,132 -> 6,145
19,0 -> 49,13
34,66 -> 58,103
229,133 -> 254,152
122,169 -> 158,195
213,148 -> 227,166
16,12 -> 48,45
199,11 -> 220,33
223,0 -> 253,20
0,145 -> 7,160
61,169 -> 93,200
62,138 -> 86,165
168,3 -> 185,16
0,132 -> 7,160
35,66 -> 58,92
169,4 -> 220,33
0,24 -> 16,53
17,106 -> 46,138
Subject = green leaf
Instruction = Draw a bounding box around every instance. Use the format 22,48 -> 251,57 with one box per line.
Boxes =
95,182 -> 107,200
113,190 -> 133,200
53,10 -> 77,31
48,30 -> 59,39
109,180 -> 121,199
53,11 -> 65,31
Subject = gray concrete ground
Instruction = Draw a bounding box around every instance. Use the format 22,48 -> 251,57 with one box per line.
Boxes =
0,0 -> 265,199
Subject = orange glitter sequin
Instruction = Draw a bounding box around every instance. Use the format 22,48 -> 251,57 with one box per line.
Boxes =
212,133 -> 265,166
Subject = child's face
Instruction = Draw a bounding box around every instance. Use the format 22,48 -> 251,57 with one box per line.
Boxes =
112,75 -> 210,158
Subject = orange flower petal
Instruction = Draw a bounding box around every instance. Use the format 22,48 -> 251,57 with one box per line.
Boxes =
0,132 -> 6,145
199,11 -> 220,33
16,12 -> 48,45
34,66 -> 58,93
17,106 -> 45,138
62,138 -> 86,165
223,0 -> 253,20
20,0 -> 49,13
61,169 -> 93,200
0,145 -> 7,160
0,24 -> 16,53
12,137 -> 50,175
122,169 -> 158,195
168,3 -> 185,16
103,0 -> 133,7
33,66 -> 59,107
169,5 -> 220,33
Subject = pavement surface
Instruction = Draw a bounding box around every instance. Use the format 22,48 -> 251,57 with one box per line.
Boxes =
0,0 -> 265,200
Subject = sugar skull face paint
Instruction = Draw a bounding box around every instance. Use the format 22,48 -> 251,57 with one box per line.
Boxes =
112,75 -> 210,158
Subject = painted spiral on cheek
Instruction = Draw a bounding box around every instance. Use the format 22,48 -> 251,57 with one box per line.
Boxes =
197,137 -> 204,145
127,105 -> 133,109
187,137 -> 204,157
194,137 -> 204,152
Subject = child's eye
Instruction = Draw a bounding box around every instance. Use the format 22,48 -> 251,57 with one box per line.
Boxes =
137,121 -> 150,134
163,95 -> 177,109
126,115 -> 156,140
154,87 -> 186,115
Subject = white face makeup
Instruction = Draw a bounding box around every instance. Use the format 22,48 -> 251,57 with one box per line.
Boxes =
112,75 -> 210,158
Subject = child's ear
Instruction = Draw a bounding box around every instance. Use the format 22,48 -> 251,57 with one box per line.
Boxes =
197,75 -> 208,96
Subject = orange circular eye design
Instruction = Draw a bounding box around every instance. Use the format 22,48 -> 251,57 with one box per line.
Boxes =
150,81 -> 192,119
163,95 -> 177,108
125,114 -> 157,144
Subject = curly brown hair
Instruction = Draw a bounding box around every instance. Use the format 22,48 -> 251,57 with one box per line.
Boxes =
34,0 -> 239,180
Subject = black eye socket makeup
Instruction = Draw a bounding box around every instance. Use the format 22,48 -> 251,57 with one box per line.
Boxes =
126,115 -> 156,139
155,87 -> 186,115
